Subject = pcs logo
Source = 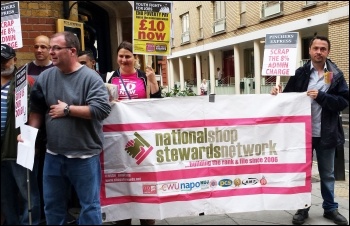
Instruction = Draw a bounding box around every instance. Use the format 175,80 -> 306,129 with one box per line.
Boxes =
218,179 -> 232,187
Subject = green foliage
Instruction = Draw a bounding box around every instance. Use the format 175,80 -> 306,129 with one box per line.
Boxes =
161,86 -> 197,97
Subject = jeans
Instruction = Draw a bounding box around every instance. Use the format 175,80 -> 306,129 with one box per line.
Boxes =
1,158 -> 41,225
43,153 -> 102,225
313,137 -> 338,212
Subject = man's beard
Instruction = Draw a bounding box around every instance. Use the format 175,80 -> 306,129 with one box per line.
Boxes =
1,65 -> 15,76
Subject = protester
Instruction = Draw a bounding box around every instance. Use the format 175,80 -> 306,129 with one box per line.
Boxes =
78,49 -> 96,70
107,41 -> 162,225
1,44 -> 41,225
271,36 -> 349,225
27,35 -> 54,80
216,67 -> 222,86
200,78 -> 208,95
25,34 -> 57,225
78,49 -> 106,82
18,31 -> 111,225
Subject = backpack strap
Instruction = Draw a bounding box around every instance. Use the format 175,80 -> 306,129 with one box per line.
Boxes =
106,70 -> 119,83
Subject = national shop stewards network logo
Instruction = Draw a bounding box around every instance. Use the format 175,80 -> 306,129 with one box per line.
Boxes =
125,132 -> 153,165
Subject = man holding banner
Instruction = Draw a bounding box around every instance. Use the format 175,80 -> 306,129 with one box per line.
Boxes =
271,36 -> 349,225
1,44 -> 41,225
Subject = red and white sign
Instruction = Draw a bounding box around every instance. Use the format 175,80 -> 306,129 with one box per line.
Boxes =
262,32 -> 299,76
1,1 -> 23,49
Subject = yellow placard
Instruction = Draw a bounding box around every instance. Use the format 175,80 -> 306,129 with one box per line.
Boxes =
133,1 -> 171,56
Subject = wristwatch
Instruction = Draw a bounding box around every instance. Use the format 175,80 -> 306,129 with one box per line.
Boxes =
63,104 -> 70,116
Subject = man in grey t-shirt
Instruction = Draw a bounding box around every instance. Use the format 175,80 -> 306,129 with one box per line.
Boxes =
19,31 -> 111,225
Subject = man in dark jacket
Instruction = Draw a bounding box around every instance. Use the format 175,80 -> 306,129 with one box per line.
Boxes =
271,36 -> 348,225
1,44 -> 41,224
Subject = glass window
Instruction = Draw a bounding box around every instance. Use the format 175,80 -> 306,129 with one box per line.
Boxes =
181,13 -> 190,43
197,6 -> 203,39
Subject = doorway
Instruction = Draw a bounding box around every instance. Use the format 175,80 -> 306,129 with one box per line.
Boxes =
78,2 -> 112,73
223,50 -> 234,85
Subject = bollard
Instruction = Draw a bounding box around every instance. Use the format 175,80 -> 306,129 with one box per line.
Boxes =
334,144 -> 346,181
334,113 -> 346,181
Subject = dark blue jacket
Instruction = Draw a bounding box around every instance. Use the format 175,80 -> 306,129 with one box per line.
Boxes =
283,59 -> 349,149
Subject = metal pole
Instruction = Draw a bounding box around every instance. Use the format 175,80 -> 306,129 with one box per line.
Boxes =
334,144 -> 346,181
334,113 -> 346,181
27,169 -> 32,225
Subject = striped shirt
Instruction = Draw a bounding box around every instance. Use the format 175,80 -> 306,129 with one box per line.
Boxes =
1,81 -> 10,138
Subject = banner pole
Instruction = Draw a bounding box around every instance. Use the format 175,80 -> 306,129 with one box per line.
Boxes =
145,55 -> 153,98
27,169 -> 32,225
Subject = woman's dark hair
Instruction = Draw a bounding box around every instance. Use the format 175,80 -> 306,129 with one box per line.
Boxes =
309,35 -> 331,51
116,41 -> 133,54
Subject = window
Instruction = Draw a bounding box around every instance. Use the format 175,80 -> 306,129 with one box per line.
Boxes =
181,13 -> 190,44
213,1 -> 226,34
244,49 -> 254,78
240,1 -> 246,26
305,1 -> 317,5
261,1 -> 283,18
197,6 -> 203,39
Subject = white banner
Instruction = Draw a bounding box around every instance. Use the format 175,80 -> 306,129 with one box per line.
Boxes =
101,93 -> 312,222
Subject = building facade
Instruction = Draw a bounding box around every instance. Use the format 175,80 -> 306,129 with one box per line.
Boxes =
4,1 -> 168,86
168,1 -> 349,95
2,1 -> 348,96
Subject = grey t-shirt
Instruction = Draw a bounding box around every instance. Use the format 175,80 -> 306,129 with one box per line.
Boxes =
30,65 -> 111,156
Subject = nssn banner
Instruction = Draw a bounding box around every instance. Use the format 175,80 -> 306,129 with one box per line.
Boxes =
100,93 -> 312,222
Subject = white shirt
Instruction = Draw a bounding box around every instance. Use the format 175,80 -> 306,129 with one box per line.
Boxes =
308,63 -> 329,137
200,82 -> 207,91
217,70 -> 222,79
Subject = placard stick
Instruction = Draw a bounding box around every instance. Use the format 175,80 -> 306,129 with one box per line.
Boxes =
145,55 -> 152,98
276,76 -> 281,93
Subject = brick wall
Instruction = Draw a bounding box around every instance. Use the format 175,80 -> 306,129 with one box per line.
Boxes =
11,1 -> 349,83
329,18 -> 349,83
16,1 -> 63,67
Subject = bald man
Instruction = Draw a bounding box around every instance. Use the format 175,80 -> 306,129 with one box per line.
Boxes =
26,35 -> 56,225
27,35 -> 54,80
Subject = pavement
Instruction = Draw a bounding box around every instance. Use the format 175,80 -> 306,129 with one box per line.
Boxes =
66,113 -> 349,225
97,162 -> 349,225
68,113 -> 349,225
46,114 -> 349,225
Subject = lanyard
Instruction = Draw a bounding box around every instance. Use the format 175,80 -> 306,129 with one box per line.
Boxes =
116,69 -> 131,100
